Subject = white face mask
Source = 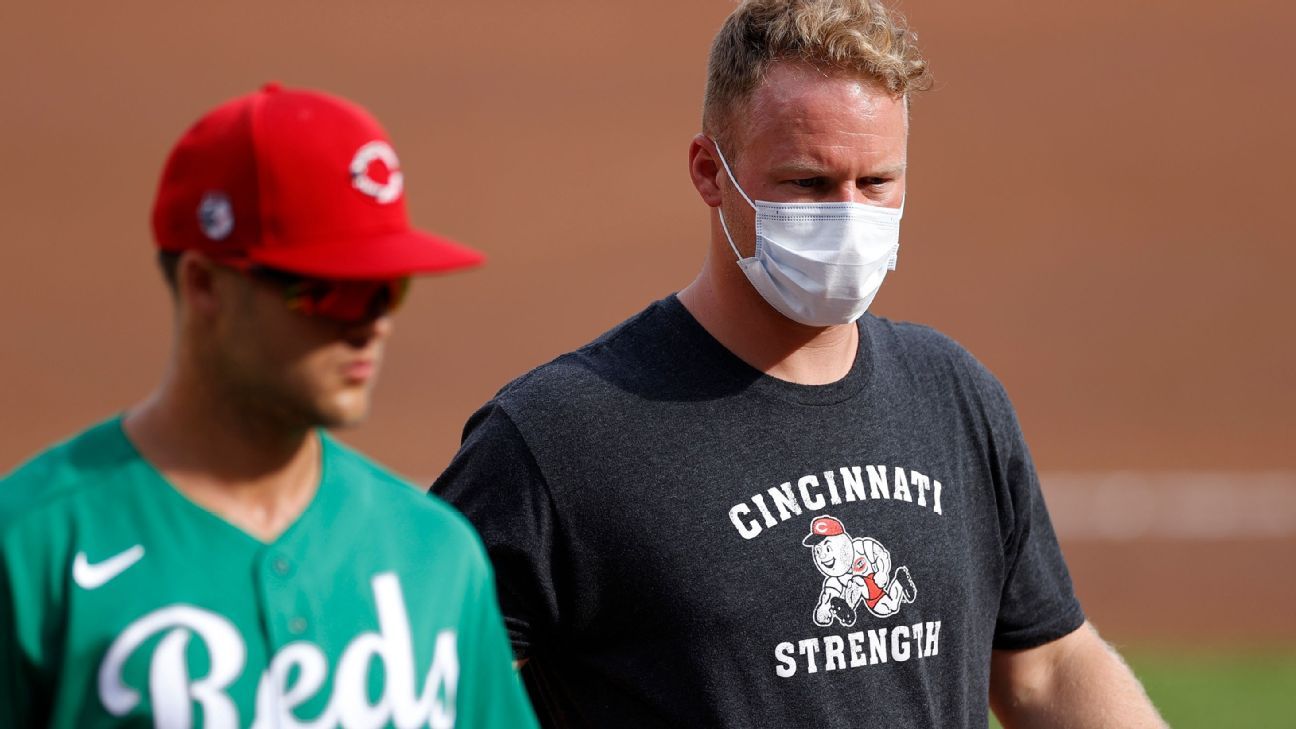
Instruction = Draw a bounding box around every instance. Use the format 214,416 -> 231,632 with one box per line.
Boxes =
713,142 -> 903,327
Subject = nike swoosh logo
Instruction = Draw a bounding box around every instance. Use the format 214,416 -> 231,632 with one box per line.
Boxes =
73,545 -> 145,590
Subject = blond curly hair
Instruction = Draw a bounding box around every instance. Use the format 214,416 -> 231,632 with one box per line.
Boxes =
703,0 -> 932,142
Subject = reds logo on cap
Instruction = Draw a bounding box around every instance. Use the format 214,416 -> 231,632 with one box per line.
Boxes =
350,140 -> 404,204
802,515 -> 846,546
812,516 -> 844,536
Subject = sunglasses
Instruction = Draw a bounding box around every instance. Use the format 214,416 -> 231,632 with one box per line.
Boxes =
242,266 -> 411,322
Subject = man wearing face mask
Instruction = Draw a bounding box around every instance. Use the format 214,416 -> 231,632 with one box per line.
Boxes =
432,1 -> 1166,727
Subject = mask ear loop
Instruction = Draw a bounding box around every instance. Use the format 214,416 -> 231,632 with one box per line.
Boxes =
711,140 -> 757,261
887,193 -> 906,270
717,206 -> 744,261
712,142 -> 755,209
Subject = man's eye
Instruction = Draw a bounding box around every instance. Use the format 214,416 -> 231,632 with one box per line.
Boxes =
859,177 -> 889,188
791,177 -> 824,189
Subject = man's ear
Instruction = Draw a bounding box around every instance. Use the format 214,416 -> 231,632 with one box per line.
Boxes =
176,251 -> 223,318
688,133 -> 725,208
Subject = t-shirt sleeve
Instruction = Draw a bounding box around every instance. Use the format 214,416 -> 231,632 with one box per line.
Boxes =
979,372 -> 1087,650
431,402 -> 562,660
452,543 -> 541,729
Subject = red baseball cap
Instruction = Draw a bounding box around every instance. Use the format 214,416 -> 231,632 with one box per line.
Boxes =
151,83 -> 484,279
803,515 -> 847,546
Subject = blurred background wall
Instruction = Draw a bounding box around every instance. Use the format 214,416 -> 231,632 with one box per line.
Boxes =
3,1 -> 1293,724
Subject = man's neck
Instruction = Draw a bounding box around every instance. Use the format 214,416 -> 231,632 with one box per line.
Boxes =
122,368 -> 321,543
677,254 -> 859,386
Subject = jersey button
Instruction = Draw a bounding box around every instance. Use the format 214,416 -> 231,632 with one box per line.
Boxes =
272,558 -> 292,576
288,617 -> 308,634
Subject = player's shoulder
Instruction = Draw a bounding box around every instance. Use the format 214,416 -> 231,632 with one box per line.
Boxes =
320,434 -> 483,547
866,314 -> 977,362
490,297 -> 674,415
863,315 -> 1011,401
1,417 -> 133,533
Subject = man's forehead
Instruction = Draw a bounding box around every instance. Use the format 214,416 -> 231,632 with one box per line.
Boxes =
753,62 -> 888,114
732,61 -> 907,151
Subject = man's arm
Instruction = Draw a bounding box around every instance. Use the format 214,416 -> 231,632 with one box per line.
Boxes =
430,402 -> 562,665
451,546 -> 540,729
989,621 -> 1166,729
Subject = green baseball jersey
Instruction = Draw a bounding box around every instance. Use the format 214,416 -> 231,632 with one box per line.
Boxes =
0,417 -> 539,729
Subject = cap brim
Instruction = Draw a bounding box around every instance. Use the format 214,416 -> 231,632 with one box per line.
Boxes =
249,228 -> 485,280
803,534 -> 830,547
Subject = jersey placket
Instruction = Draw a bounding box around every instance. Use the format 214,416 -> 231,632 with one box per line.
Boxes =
257,548 -> 312,644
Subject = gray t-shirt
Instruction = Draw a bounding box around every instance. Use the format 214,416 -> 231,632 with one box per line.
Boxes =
432,295 -> 1084,728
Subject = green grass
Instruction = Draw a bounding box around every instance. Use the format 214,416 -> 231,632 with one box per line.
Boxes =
989,648 -> 1296,729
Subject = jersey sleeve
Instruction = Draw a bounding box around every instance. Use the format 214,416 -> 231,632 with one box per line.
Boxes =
979,374 -> 1087,649
431,402 -> 562,660
0,523 -> 42,726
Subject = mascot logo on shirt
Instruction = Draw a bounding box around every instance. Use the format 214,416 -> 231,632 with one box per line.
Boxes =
802,515 -> 916,627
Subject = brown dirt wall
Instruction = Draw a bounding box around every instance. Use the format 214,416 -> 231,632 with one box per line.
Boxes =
3,1 -> 1293,641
